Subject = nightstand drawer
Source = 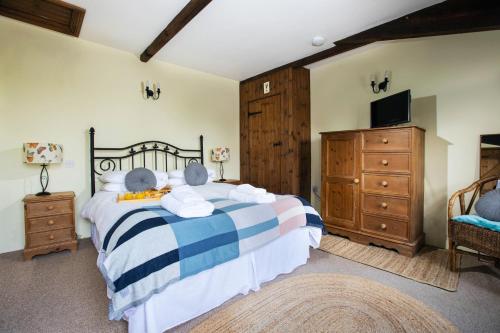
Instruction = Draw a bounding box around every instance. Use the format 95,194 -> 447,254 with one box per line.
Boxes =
27,228 -> 73,248
26,199 -> 72,218
28,214 -> 73,233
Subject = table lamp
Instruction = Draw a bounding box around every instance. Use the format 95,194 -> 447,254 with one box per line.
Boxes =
211,147 -> 230,181
23,143 -> 63,196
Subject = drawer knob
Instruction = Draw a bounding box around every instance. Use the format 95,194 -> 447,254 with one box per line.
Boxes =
380,223 -> 387,230
381,159 -> 389,166
353,178 -> 360,184
381,181 -> 388,187
49,234 -> 55,240
382,138 -> 389,144
47,205 -> 54,211
48,220 -> 55,225
381,202 -> 388,209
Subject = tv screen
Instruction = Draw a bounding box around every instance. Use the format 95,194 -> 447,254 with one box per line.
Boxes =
371,90 -> 411,128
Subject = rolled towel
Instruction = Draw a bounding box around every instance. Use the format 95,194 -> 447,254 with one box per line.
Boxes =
236,184 -> 266,195
161,194 -> 214,218
171,185 -> 205,204
229,189 -> 276,204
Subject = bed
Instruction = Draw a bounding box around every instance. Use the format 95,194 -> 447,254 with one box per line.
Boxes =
82,128 -> 323,333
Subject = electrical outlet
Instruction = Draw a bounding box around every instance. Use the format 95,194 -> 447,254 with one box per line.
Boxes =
263,81 -> 270,94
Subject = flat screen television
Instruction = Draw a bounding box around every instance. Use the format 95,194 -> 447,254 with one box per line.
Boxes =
370,90 -> 411,128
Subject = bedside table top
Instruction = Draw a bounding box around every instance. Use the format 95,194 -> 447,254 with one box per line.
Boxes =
24,191 -> 75,202
213,179 -> 241,185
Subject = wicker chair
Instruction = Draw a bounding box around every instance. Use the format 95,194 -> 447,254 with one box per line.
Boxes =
448,176 -> 500,271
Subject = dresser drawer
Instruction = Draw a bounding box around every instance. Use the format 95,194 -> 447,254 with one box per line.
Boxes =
362,194 -> 410,219
363,129 -> 411,152
362,174 -> 410,196
363,153 -> 410,173
361,214 -> 408,240
28,214 -> 73,233
26,199 -> 72,218
27,228 -> 73,248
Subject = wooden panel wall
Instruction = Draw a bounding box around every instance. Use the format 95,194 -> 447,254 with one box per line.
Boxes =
240,66 -> 311,200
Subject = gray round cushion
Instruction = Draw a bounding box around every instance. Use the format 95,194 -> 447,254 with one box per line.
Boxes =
125,168 -> 157,192
184,162 -> 208,186
475,188 -> 500,221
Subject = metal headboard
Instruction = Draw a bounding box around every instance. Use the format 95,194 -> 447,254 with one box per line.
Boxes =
89,127 -> 204,195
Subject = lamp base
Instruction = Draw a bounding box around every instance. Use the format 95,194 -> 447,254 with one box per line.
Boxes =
218,178 -> 227,182
36,191 -> 51,196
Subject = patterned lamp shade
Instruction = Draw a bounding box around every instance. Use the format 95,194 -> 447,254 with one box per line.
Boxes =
211,147 -> 230,162
23,143 -> 63,164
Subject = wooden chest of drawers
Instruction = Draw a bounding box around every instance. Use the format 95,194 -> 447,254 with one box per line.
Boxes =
321,126 -> 425,257
23,192 -> 77,260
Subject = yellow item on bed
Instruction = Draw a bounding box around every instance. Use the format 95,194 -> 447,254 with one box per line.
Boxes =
117,186 -> 171,203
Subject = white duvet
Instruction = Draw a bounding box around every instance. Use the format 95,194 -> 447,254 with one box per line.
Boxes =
81,182 -> 237,247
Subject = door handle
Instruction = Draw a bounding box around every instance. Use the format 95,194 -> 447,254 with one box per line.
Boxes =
272,141 -> 282,147
353,178 -> 360,184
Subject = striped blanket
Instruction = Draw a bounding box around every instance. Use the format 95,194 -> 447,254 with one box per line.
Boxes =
99,196 -> 323,320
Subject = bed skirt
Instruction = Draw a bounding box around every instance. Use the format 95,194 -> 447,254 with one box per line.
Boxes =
90,224 -> 319,333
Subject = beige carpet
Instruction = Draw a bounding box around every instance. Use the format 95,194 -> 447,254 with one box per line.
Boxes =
319,234 -> 460,291
192,273 -> 458,333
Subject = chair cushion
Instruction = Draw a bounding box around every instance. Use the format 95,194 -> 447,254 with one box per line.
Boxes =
184,162 -> 208,186
452,215 -> 500,232
125,168 -> 157,192
475,188 -> 500,221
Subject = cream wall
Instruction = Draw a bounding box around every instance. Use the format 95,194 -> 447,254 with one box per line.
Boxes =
311,31 -> 500,248
0,17 -> 239,253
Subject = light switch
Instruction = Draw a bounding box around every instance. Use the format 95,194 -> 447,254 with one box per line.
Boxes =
263,81 -> 270,94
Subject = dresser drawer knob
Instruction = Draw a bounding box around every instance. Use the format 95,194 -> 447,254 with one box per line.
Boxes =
47,205 -> 54,211
381,181 -> 388,187
380,223 -> 387,230
49,234 -> 55,240
47,220 -> 55,226
381,202 -> 388,209
382,138 -> 389,144
353,178 -> 360,184
381,159 -> 389,166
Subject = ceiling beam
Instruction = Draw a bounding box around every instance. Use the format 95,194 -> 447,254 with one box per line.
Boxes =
241,0 -> 500,83
140,0 -> 212,63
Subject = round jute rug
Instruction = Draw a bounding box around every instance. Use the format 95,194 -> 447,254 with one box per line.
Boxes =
191,273 -> 458,333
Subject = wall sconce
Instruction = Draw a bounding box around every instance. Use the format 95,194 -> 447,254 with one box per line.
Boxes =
144,81 -> 161,100
370,71 -> 390,94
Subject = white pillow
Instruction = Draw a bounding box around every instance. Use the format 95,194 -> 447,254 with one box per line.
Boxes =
207,176 -> 214,183
99,171 -> 128,184
155,178 -> 169,190
207,168 -> 216,178
101,183 -> 127,192
168,178 -> 186,187
153,171 -> 169,182
168,170 -> 185,179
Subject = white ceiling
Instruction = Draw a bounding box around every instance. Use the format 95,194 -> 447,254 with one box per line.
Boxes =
68,0 -> 443,81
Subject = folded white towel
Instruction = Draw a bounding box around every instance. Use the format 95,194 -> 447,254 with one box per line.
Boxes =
236,184 -> 266,195
171,185 -> 205,204
161,194 -> 214,218
229,189 -> 276,204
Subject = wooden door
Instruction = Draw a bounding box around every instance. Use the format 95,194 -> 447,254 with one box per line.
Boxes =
321,132 -> 361,230
248,94 -> 282,193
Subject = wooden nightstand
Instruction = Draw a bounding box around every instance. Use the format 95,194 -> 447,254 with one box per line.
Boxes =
214,179 -> 241,185
23,191 -> 77,260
